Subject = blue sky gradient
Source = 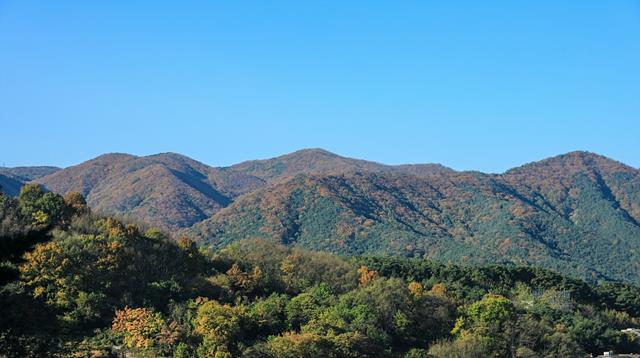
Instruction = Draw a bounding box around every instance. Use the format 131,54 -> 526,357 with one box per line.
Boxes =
1,1 -> 639,172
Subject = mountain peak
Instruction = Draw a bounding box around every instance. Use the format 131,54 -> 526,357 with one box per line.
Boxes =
275,148 -> 343,162
546,150 -> 613,164
505,151 -> 636,176
146,152 -> 193,161
228,148 -> 449,183
289,148 -> 339,156
89,153 -> 138,163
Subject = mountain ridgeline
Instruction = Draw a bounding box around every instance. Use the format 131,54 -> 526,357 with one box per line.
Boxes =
32,153 -> 264,229
229,148 -> 453,181
30,149 -> 451,230
0,166 -> 60,196
188,151 -> 640,284
5,149 -> 640,284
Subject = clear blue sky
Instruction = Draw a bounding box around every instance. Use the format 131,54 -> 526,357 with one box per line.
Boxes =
1,1 -> 639,172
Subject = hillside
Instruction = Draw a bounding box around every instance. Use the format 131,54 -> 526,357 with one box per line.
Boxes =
35,153 -> 264,229
189,151 -> 640,284
34,149 -> 448,230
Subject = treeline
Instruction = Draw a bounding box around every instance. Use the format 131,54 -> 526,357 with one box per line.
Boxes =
1,185 -> 639,357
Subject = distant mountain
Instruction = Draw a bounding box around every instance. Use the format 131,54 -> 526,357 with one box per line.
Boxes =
0,166 -> 60,196
35,153 -> 263,229
189,151 -> 640,284
226,148 -> 453,182
0,166 -> 60,182
0,174 -> 23,196
34,149 -> 448,230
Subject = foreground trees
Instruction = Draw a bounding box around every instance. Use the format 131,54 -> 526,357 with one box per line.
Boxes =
0,187 -> 639,357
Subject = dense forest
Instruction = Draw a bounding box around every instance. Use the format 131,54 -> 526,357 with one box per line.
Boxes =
190,151 -> 640,284
2,184 -> 640,357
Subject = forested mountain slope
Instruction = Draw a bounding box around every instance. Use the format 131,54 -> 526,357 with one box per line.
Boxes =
33,149 -> 448,229
35,153 -> 264,229
20,149 -> 640,283
189,151 -> 640,284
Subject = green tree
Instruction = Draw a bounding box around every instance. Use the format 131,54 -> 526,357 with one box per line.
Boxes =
285,284 -> 335,330
452,294 -> 516,356
17,184 -> 67,228
193,299 -> 245,358
247,293 -> 289,338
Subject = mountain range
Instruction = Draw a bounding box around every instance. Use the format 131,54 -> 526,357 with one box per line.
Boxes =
24,149 -> 450,229
2,149 -> 640,283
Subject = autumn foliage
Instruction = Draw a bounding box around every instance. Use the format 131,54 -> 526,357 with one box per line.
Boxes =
1,188 -> 640,357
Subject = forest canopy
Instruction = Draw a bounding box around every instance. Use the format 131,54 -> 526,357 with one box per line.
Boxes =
1,185 -> 639,357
